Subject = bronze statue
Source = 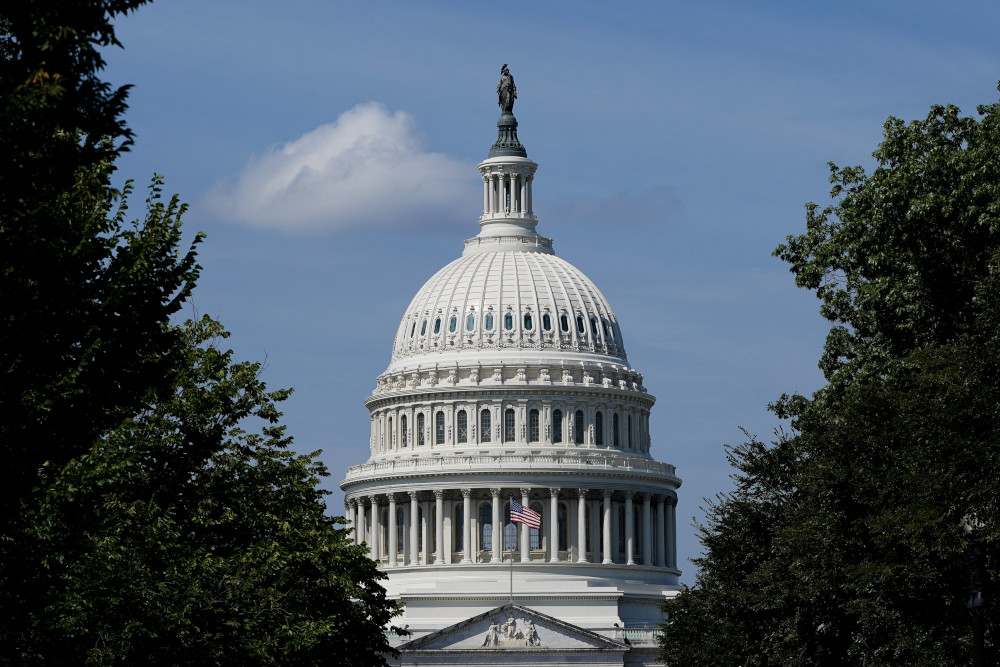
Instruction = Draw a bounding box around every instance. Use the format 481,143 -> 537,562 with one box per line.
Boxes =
497,64 -> 516,114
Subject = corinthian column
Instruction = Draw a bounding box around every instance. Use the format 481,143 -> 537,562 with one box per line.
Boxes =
655,495 -> 666,568
625,491 -> 635,566
369,494 -> 380,562
491,488 -> 502,563
520,488 -> 530,562
577,489 -> 588,563
602,490 -> 612,564
461,488 -> 473,564
356,498 -> 366,548
387,493 -> 398,567
642,492 -> 652,566
434,489 -> 444,565
549,488 -> 561,563
409,491 -> 419,566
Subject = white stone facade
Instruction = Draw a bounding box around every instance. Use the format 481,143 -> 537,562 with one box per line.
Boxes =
340,102 -> 680,666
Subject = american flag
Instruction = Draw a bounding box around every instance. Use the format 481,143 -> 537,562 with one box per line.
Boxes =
510,499 -> 541,528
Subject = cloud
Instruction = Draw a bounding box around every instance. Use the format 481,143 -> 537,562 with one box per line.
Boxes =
205,103 -> 478,233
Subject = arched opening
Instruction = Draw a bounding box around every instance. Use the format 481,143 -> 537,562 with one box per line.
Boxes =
612,412 -> 620,447
595,411 -> 603,445
574,410 -> 584,445
552,409 -> 563,443
524,313 -> 533,330
480,409 -> 491,443
434,318 -> 441,334
417,413 -> 425,446
401,414 -> 408,447
480,502 -> 492,552
449,315 -> 457,333
627,414 -> 633,448
503,408 -> 515,443
528,408 -> 539,443
457,410 -> 468,443
435,411 -> 445,445
504,312 -> 513,330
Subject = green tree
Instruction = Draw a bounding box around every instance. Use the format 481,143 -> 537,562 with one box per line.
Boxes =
660,94 -> 1000,666
2,4 -> 402,663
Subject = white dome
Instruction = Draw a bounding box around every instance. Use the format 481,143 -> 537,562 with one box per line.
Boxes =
390,246 -> 627,365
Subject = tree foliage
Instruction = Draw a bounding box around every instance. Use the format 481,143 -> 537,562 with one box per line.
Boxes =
660,93 -> 1000,666
2,4 -> 401,664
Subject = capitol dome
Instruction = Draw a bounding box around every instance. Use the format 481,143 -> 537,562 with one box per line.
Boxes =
341,70 -> 680,666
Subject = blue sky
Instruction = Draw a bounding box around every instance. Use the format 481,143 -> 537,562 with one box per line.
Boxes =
104,0 -> 1000,584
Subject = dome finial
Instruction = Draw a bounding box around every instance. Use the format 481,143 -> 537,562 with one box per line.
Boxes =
490,65 -> 527,158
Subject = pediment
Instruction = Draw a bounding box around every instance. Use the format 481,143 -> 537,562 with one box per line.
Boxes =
398,603 -> 628,652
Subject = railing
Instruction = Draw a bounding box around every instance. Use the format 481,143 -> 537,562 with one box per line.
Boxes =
344,452 -> 677,480
617,627 -> 663,646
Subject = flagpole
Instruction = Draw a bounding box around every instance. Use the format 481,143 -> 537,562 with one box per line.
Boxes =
508,496 -> 514,603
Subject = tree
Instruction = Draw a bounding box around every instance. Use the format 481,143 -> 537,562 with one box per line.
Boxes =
660,93 -> 1000,665
2,4 -> 402,663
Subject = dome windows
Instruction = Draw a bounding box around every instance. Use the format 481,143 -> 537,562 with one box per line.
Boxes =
480,409 -> 491,442
449,316 -> 457,333
576,315 -> 585,334
457,410 -> 468,443
552,409 -> 563,443
410,322 -> 416,337
504,313 -> 513,331
420,320 -> 427,336
435,411 -> 445,444
434,318 -> 441,334
485,313 -> 494,331
590,317 -> 599,337
574,410 -> 584,445
542,313 -> 552,331
528,408 -> 539,442
503,408 -> 516,442
418,413 -> 426,446
560,314 -> 569,332
523,313 -> 533,330
466,314 -> 475,331
595,411 -> 604,445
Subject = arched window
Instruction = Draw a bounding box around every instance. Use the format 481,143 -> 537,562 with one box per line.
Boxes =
560,314 -> 569,332
504,312 -> 513,330
552,409 -> 563,443
457,410 -> 468,443
528,409 -> 539,442
454,503 -> 464,552
418,413 -> 426,446
603,319 -> 611,340
480,409 -> 491,443
485,313 -> 494,331
542,313 -> 552,331
612,412 -> 620,447
449,316 -> 457,333
530,501 -> 544,550
595,411 -> 604,445
558,502 -> 568,551
420,320 -> 427,336
627,414 -> 633,448
524,313 -> 533,330
574,410 -> 584,445
466,314 -> 475,331
503,504 -> 517,550
401,414 -> 408,447
433,318 -> 441,334
576,315 -> 585,334
435,411 -> 445,444
410,322 -> 416,337
591,317 -> 599,337
504,408 -> 515,443
388,416 -> 394,447
480,502 -> 492,552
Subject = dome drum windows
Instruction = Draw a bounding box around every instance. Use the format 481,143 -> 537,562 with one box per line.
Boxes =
523,313 -> 533,331
433,318 -> 441,335
435,411 -> 445,445
552,409 -> 563,444
542,313 -> 552,331
480,409 -> 491,443
528,408 -> 539,443
503,408 -> 516,443
574,410 -> 584,445
466,314 -> 475,331
449,316 -> 457,333
457,410 -> 468,444
504,312 -> 514,331
418,413 -> 426,446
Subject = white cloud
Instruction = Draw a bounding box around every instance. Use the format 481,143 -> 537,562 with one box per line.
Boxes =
206,103 -> 477,232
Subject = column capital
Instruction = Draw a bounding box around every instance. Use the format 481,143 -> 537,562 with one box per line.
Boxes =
490,487 -> 502,498
368,493 -> 379,503
549,487 -> 561,498
433,489 -> 445,500
667,494 -> 678,507
577,488 -> 588,499
519,487 -> 530,497
347,497 -> 358,508
461,488 -> 472,499
387,492 -> 398,503
623,490 -> 634,501
408,490 -> 419,501
603,488 -> 613,499
639,491 -> 651,502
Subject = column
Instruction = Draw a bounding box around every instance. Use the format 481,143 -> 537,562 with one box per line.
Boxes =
369,494 -> 380,562
491,488 -> 502,563
347,498 -> 358,544
641,493 -> 652,566
520,172 -> 527,214
420,501 -> 430,565
461,489 -> 473,564
576,489 -> 588,563
434,490 -> 444,564
520,488 -> 530,562
401,500 -> 410,566
588,500 -> 600,560
625,491 -> 635,566
387,493 -> 398,567
482,176 -> 489,215
656,495 -> 666,567
602,490 -> 613,564
548,488 -> 560,562
409,492 -> 419,566
356,498 -> 367,548
668,495 -> 678,568
526,175 -> 533,215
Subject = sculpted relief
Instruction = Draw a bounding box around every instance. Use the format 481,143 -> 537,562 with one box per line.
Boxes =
481,616 -> 542,648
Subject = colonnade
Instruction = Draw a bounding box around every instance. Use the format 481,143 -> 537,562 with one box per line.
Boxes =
345,486 -> 678,570
482,169 -> 533,217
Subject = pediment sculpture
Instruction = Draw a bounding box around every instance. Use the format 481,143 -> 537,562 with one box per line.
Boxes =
481,616 -> 542,648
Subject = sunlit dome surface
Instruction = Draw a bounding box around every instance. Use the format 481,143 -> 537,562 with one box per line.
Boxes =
390,246 -> 627,364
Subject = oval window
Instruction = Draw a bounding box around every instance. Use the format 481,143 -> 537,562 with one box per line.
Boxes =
485,313 -> 494,331
591,317 -> 599,336
524,313 -> 533,330
420,320 -> 427,336
603,319 -> 611,339
410,322 -> 416,337
543,313 -> 552,331
434,318 -> 441,334
504,313 -> 513,330
560,314 -> 569,332
466,314 -> 475,331
576,315 -> 585,333
449,316 -> 457,333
